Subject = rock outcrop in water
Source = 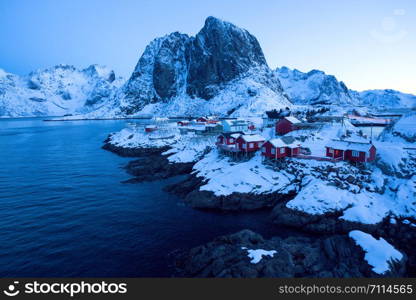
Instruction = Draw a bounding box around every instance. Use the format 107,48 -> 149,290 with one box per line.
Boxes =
102,138 -> 193,182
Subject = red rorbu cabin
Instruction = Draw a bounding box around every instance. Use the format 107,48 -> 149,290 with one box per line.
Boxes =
325,139 -> 376,163
275,116 -> 301,135
235,134 -> 265,153
261,136 -> 301,159
145,125 -> 157,133
216,132 -> 243,152
216,132 -> 243,145
196,117 -> 208,123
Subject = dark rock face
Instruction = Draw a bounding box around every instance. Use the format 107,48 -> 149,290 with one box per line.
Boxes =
186,16 -> 267,99
165,174 -> 295,211
122,17 -> 272,114
174,229 -> 398,277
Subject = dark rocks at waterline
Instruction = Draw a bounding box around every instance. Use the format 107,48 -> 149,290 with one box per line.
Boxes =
164,174 -> 296,211
102,139 -> 169,157
102,141 -> 193,183
375,217 -> 416,277
123,156 -> 194,183
174,229 -> 405,278
271,202 -> 415,277
271,202 -> 376,235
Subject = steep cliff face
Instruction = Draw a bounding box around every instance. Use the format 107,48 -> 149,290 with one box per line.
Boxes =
123,32 -> 189,114
120,16 -> 289,116
185,16 -> 267,100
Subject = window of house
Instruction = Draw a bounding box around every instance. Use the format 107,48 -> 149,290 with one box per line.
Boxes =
249,143 -> 253,148
242,143 -> 246,149
280,147 -> 285,154
261,147 -> 265,153
271,148 -> 275,154
352,150 -> 360,157
229,138 -> 234,143
328,148 -> 333,154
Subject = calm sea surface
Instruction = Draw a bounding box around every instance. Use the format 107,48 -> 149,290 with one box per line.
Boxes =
0,118 -> 298,277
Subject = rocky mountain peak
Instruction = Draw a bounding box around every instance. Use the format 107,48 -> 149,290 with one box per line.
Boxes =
121,16 -> 273,114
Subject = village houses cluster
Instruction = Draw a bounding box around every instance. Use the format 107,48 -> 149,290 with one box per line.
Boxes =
145,112 -> 377,164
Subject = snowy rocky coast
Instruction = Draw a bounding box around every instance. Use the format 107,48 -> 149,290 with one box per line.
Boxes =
3,15 -> 415,278
103,114 -> 416,277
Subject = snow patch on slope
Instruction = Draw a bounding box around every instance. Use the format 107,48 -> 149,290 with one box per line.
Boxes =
349,230 -> 403,274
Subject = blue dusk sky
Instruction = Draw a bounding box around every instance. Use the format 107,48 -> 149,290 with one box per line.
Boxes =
0,0 -> 415,93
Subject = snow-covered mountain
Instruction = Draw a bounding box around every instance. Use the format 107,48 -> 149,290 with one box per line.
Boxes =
0,64 -> 123,117
2,16 -> 414,118
359,89 -> 416,109
276,66 -> 416,109
276,66 -> 358,106
110,16 -> 291,117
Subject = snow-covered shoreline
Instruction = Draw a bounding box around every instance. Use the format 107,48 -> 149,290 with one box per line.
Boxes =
103,114 -> 415,277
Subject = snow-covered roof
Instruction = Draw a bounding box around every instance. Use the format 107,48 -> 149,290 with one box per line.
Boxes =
220,131 -> 243,139
268,137 -> 299,148
284,116 -> 301,124
326,139 -> 374,152
240,134 -> 265,142
145,125 -> 157,128
222,119 -> 249,126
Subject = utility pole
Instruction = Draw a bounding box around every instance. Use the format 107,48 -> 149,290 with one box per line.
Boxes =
370,126 -> 373,143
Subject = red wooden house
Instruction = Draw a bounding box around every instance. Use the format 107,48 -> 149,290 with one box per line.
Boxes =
261,136 -> 301,159
216,132 -> 243,145
275,116 -> 301,135
235,134 -> 265,153
325,139 -> 376,163
196,117 -> 208,123
145,125 -> 157,133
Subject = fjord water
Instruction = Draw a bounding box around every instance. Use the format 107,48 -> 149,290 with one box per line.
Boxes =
0,118 -> 290,277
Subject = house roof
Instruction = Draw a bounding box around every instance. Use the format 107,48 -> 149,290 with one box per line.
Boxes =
268,137 -> 300,148
220,131 -> 244,139
325,139 -> 374,152
222,119 -> 249,126
284,116 -> 301,124
145,125 -> 157,129
239,134 -> 265,142
265,110 -> 281,119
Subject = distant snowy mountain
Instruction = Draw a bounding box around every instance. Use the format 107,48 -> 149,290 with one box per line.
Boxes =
359,89 -> 416,109
107,16 -> 291,117
276,67 -> 357,106
276,66 -> 416,109
0,64 -> 123,117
